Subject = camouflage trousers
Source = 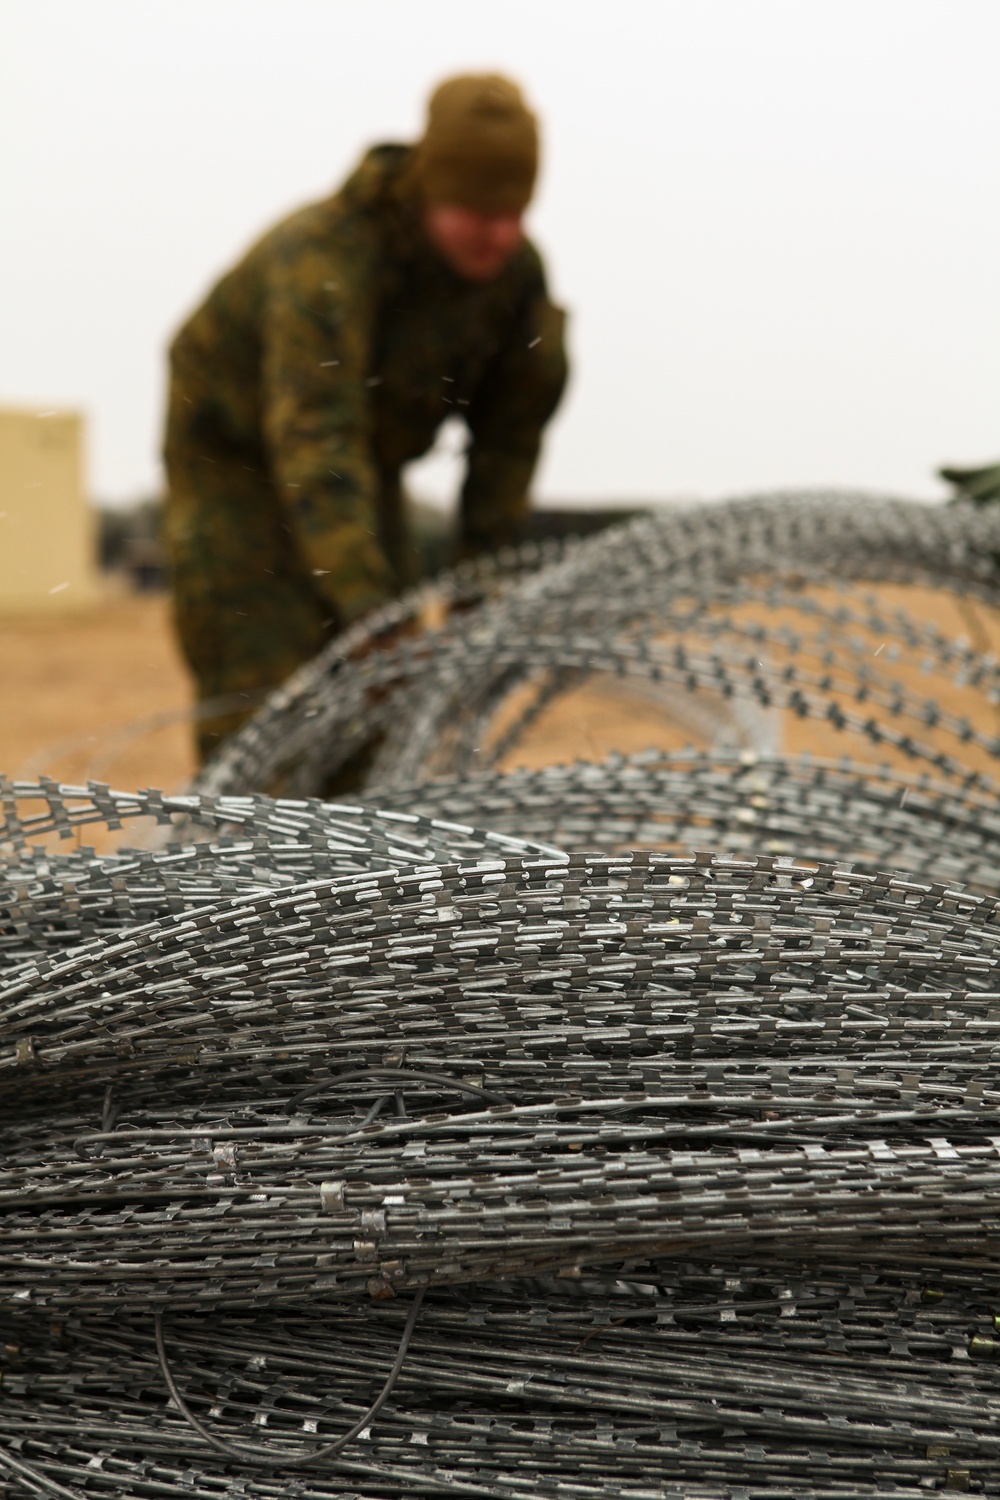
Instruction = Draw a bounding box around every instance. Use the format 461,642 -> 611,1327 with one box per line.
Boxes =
164,438 -> 430,764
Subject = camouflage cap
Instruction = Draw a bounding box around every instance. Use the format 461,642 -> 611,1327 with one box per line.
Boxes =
414,73 -> 539,215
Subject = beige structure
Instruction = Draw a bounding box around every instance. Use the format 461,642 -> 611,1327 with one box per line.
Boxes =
0,406 -> 98,611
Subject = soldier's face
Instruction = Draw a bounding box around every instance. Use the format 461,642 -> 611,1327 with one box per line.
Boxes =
423,204 -> 524,281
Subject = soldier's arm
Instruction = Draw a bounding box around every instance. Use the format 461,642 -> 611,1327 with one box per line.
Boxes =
461,286 -> 569,557
261,230 -> 393,623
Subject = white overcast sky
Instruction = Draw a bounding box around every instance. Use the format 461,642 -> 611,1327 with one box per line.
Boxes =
1,0 -> 998,507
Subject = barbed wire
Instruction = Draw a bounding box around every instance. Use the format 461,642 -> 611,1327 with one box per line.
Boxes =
4,492 -> 1000,1497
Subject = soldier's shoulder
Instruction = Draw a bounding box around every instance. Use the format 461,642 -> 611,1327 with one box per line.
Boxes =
245,193 -> 366,272
257,145 -> 411,261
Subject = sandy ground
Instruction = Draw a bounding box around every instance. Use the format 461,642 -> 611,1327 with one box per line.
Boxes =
3,578 -> 1000,807
0,584 -> 196,792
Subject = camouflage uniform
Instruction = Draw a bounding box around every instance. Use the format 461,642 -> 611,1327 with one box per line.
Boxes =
164,145 -> 568,760
940,462 -> 1000,507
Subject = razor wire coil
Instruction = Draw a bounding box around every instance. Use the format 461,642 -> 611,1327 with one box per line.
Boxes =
4,492 -> 1000,1497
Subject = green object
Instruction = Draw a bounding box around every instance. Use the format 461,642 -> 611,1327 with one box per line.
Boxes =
164,144 -> 567,761
413,73 -> 538,214
939,461 -> 1000,506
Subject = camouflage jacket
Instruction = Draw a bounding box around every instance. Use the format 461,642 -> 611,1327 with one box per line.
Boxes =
166,145 -> 568,622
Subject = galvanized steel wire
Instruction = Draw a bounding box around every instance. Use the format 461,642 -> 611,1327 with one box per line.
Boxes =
4,492 -> 1000,1497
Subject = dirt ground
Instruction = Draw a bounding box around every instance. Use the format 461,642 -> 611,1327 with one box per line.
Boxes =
3,578 -> 1000,802
0,584 -> 196,792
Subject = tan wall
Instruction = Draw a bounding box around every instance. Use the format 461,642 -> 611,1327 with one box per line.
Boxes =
0,407 -> 98,611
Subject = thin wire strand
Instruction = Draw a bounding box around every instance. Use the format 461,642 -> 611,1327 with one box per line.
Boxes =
287,1065 -> 511,1114
153,1288 -> 425,1468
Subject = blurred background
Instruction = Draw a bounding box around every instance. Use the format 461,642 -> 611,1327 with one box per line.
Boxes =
1,0 -> 999,792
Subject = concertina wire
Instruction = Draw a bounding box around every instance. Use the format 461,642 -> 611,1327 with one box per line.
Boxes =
4,492 -> 1000,1497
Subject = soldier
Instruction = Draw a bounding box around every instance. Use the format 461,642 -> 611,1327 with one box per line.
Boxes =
164,74 -> 568,761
